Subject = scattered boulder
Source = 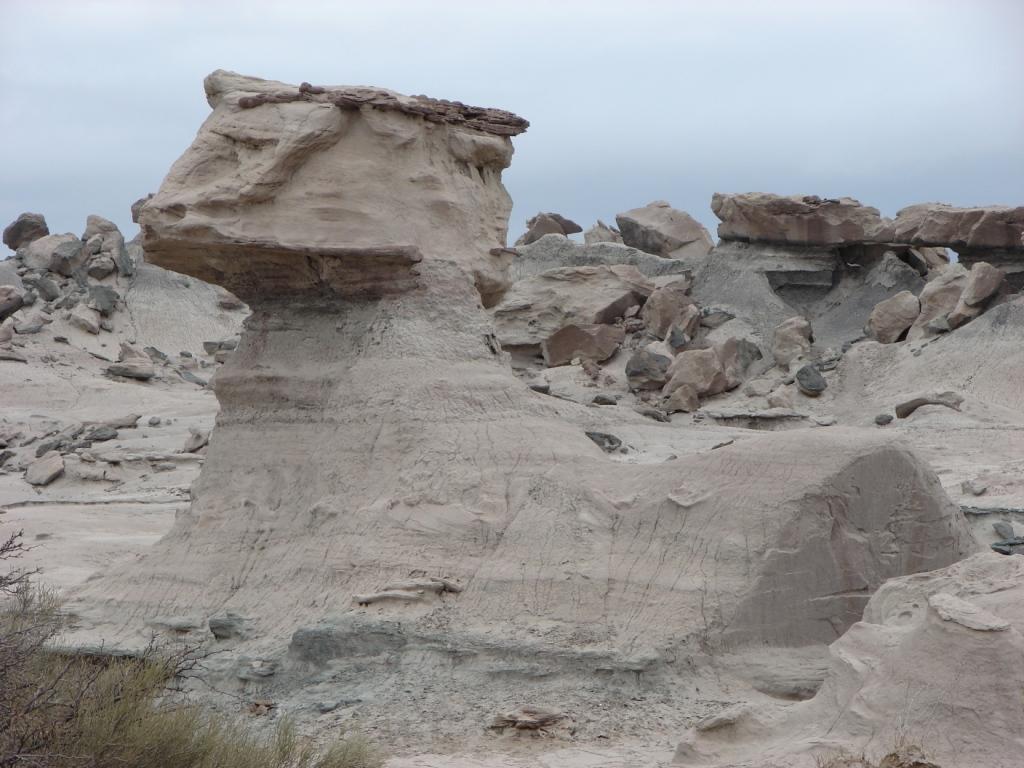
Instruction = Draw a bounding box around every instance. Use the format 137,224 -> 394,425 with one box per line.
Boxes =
866,290 -> 920,343
615,201 -> 714,259
625,344 -> 673,390
958,261 -> 1006,307
541,323 -> 624,367
87,285 -> 120,316
961,479 -> 987,496
711,192 -> 891,245
947,261 -> 1006,330
183,427 -> 210,454
894,391 -> 964,419
640,278 -> 698,338
584,431 -> 622,453
492,265 -> 653,349
771,316 -> 812,369
0,285 -> 24,321
106,343 -> 156,380
68,305 -> 101,334
662,347 -> 730,409
907,263 -> 968,340
514,212 -> 582,246
21,233 -> 84,275
26,452 -> 64,486
583,220 -> 623,245
875,413 -> 894,426
3,212 -> 49,251
795,364 -> 827,397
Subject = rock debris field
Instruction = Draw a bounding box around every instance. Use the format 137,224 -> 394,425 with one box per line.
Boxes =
2,71 -> 1023,768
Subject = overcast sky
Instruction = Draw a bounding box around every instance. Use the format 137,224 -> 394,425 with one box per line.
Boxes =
1,0 -> 1022,246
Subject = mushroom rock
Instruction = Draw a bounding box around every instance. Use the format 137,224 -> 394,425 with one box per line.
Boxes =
138,69 -> 528,308
711,192 -> 893,246
67,72 -> 975,731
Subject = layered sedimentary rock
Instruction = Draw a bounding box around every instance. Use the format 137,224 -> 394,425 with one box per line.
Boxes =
69,73 -> 974,739
138,70 -> 527,307
711,192 -> 892,246
676,554 -> 1024,768
893,202 -> 1024,251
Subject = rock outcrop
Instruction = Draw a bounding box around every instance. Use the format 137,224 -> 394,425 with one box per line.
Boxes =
3,212 -> 49,251
677,554 -> 1024,768
893,202 -> 1024,251
584,219 -> 623,245
711,192 -> 892,245
66,75 -> 973,748
616,201 -> 715,260
514,211 -> 582,246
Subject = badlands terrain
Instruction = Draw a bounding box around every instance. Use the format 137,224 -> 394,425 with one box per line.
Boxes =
2,71 -> 1023,767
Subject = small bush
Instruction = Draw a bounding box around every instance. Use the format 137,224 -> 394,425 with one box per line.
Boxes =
0,531 -> 381,768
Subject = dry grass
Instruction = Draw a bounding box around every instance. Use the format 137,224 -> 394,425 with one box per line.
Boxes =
814,744 -> 940,768
1,530 -> 381,768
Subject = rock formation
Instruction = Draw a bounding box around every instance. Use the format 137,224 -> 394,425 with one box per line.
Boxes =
58,74 -> 977,753
676,554 -> 1024,768
711,192 -> 892,246
514,211 -> 582,245
616,201 -> 715,260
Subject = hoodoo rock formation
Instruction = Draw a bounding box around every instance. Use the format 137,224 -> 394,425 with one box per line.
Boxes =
61,73 -> 979,751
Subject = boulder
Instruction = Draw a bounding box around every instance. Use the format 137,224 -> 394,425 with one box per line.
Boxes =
540,323 -> 624,367
583,220 -> 623,245
795,364 -> 827,397
106,343 -> 155,380
958,261 -> 1005,307
640,278 -> 697,338
21,233 -> 85,275
0,285 -> 24,321
615,201 -> 714,259
68,305 -> 101,334
771,315 -> 812,369
866,290 -> 920,343
514,212 -> 582,246
3,212 -> 48,251
894,391 -> 963,419
711,192 -> 891,245
893,202 -> 1024,251
662,347 -> 730,405
87,254 -> 117,279
715,336 -> 762,389
26,452 -> 64,486
87,285 -> 120,316
906,264 -> 968,340
0,318 -> 13,343
183,427 -> 210,454
625,343 -> 673,390
492,265 -> 653,349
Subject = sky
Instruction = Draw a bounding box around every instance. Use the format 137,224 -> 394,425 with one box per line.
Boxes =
1,0 -> 1022,245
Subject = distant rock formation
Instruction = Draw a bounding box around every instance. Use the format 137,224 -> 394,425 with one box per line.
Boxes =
616,201 -> 714,260
514,211 -> 582,245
